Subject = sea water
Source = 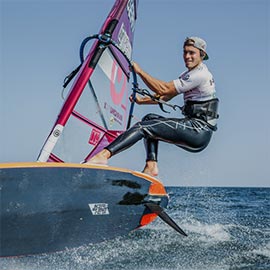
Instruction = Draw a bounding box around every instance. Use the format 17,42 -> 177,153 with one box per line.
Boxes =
1,187 -> 269,270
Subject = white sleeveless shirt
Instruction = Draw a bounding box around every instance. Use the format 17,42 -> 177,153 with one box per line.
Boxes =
173,63 -> 216,102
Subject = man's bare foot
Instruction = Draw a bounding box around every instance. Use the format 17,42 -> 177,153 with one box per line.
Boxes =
85,149 -> 111,165
142,161 -> 159,177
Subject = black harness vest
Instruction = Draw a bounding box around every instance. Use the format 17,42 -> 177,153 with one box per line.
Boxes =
183,98 -> 219,130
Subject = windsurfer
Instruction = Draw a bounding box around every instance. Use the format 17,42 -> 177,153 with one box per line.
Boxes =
86,37 -> 219,177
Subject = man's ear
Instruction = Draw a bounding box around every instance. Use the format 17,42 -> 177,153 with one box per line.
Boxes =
200,51 -> 206,60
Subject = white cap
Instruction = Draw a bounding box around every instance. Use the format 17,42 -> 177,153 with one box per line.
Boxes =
184,37 -> 209,60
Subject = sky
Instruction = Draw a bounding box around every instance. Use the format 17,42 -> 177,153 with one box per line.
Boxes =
1,0 -> 269,187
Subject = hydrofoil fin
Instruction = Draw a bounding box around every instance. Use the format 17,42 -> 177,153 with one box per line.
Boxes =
145,202 -> 188,237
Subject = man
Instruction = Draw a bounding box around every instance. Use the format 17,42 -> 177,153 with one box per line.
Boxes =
86,37 -> 219,177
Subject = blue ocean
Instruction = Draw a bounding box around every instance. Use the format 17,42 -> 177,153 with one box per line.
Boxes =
1,187 -> 269,270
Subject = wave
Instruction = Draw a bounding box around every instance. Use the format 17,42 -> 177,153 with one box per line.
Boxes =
1,187 -> 269,270
251,242 -> 270,258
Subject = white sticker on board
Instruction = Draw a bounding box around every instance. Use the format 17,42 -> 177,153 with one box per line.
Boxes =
88,203 -> 109,215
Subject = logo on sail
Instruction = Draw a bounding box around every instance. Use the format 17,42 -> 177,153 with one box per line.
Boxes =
118,23 -> 132,59
88,128 -> 102,145
127,0 -> 136,32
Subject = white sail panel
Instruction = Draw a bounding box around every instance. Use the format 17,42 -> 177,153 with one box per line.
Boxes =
51,48 -> 129,163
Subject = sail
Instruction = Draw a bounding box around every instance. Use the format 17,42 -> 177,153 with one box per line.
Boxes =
38,0 -> 139,163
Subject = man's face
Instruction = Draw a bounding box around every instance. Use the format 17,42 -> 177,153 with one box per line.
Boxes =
183,45 -> 202,70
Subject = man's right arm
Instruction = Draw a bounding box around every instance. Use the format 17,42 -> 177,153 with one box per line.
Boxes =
132,62 -> 178,97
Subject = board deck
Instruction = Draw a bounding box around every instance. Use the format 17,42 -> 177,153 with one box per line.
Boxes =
0,162 -> 168,257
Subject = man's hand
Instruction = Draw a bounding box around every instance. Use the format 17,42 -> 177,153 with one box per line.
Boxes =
129,94 -> 144,104
129,93 -> 157,105
131,62 -> 142,74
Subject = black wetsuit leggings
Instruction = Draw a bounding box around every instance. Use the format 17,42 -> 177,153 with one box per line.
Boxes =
106,113 -> 213,162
